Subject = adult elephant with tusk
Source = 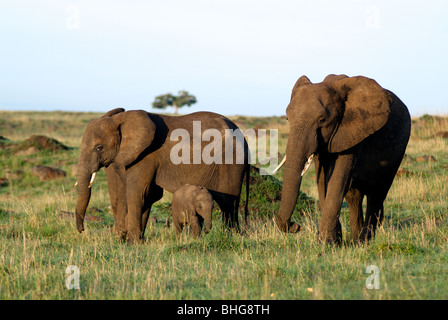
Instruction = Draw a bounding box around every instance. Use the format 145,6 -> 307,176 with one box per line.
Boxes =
75,108 -> 249,243
273,74 -> 411,244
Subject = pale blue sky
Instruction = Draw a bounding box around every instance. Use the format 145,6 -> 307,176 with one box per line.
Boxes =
0,0 -> 447,116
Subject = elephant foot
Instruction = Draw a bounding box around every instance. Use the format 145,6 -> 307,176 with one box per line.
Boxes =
112,226 -> 127,241
221,223 -> 241,234
318,229 -> 342,245
287,222 -> 301,233
116,230 -> 128,241
359,228 -> 374,244
126,237 -> 144,245
274,216 -> 301,233
126,231 -> 144,244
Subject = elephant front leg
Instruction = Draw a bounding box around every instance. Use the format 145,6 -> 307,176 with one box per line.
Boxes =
115,196 -> 127,240
172,216 -> 183,237
125,187 -> 145,244
318,153 -> 356,244
106,165 -> 127,240
190,216 -> 203,238
126,210 -> 143,244
125,165 -> 158,243
141,184 -> 163,237
345,187 -> 364,242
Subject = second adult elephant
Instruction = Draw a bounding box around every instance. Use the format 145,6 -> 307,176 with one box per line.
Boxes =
75,108 -> 249,243
274,74 -> 411,243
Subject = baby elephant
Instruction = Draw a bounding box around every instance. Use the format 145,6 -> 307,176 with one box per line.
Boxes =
166,184 -> 214,237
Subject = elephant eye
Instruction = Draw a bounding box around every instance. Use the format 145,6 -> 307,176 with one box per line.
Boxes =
95,145 -> 103,152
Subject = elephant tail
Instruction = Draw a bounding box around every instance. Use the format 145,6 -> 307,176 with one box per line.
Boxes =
244,160 -> 250,226
165,212 -> 172,228
378,204 -> 384,226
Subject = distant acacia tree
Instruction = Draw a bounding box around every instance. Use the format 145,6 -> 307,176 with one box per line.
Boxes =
152,90 -> 197,115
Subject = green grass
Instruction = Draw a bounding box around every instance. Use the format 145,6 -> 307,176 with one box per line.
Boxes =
0,110 -> 447,299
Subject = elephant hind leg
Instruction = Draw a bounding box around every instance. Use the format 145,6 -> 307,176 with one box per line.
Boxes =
360,194 -> 385,242
345,188 -> 364,241
141,184 -> 164,239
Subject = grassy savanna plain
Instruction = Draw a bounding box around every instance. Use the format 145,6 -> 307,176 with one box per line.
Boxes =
0,110 -> 447,300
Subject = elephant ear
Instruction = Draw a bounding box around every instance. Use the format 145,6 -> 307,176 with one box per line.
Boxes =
290,75 -> 312,100
323,74 -> 349,83
101,108 -> 125,118
184,202 -> 197,224
111,110 -> 156,173
327,76 -> 392,153
189,202 -> 197,217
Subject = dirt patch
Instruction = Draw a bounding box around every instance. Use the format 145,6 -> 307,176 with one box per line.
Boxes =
1,135 -> 72,155
59,210 -> 104,222
5,169 -> 24,180
431,131 -> 448,138
15,146 -> 40,156
30,165 -> 67,181
415,155 -> 437,162
20,135 -> 70,152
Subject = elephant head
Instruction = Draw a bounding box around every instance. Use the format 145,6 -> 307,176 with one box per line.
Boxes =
75,108 -> 156,233
193,187 -> 214,234
275,74 -> 392,232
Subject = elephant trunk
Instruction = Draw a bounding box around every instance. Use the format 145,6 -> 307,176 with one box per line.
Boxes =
75,173 -> 92,233
202,208 -> 213,234
75,155 -> 98,233
276,131 -> 314,233
203,216 -> 212,234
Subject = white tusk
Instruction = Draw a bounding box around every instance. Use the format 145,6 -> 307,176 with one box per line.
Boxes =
74,181 -> 78,187
301,154 -> 314,176
88,172 -> 96,188
272,155 -> 286,174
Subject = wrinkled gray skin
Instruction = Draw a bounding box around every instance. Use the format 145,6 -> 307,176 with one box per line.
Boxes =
75,108 -> 249,243
166,184 -> 214,237
275,74 -> 411,244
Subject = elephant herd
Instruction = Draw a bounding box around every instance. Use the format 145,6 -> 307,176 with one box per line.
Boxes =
74,74 -> 411,245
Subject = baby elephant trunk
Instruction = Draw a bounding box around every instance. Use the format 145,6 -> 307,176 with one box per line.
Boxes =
202,205 -> 213,234
203,216 -> 212,234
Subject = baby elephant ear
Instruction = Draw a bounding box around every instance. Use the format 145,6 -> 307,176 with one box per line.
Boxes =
112,110 -> 157,170
327,76 -> 392,153
187,202 -> 197,217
